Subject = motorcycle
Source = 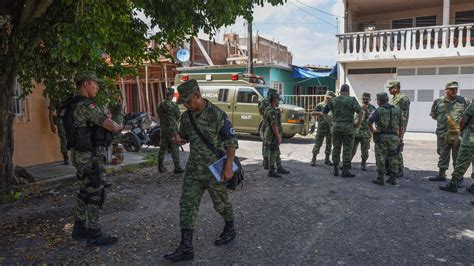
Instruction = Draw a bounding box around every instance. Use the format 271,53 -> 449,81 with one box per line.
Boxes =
121,112 -> 161,152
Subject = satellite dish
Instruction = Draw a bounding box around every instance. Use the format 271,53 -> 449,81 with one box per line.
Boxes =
176,48 -> 190,63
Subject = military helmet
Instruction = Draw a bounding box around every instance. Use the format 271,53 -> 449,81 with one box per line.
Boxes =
445,81 -> 458,89
177,79 -> 200,104
385,79 -> 400,89
376,92 -> 389,101
75,71 -> 99,85
325,91 -> 336,98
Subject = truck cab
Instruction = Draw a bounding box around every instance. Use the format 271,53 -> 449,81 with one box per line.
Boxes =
173,73 -> 308,138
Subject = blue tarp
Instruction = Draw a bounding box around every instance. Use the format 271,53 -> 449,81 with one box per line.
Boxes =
291,64 -> 337,79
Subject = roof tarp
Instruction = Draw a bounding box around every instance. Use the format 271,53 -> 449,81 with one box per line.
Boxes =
291,64 -> 337,79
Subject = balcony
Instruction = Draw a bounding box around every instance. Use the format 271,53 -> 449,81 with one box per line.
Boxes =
336,23 -> 474,62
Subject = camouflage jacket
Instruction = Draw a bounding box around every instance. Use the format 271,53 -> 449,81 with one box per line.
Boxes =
461,103 -> 474,147
323,95 -> 361,133
368,104 -> 402,140
391,93 -> 410,129
430,95 -> 469,136
354,104 -> 376,138
258,99 -> 270,117
110,103 -> 124,125
179,99 -> 238,180
264,106 -> 283,140
315,101 -> 331,133
157,99 -> 180,136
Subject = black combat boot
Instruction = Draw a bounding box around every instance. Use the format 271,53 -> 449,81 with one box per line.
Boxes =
386,174 -> 398,185
63,152 -> 70,165
457,179 -> 465,188
310,154 -> 317,166
164,229 -> 194,262
277,166 -> 290,174
71,220 -> 88,240
341,167 -> 355,178
333,165 -> 339,176
86,229 -> 118,247
372,172 -> 385,186
215,220 -> 236,246
268,167 -> 282,178
439,182 -> 458,193
466,184 -> 474,194
103,180 -> 112,188
429,168 -> 447,181
174,163 -> 185,174
361,160 -> 367,171
263,158 -> 269,170
324,155 -> 333,166
158,163 -> 166,173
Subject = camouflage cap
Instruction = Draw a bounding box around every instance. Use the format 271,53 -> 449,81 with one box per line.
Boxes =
362,92 -> 371,99
268,93 -> 280,101
376,92 -> 389,101
325,91 -> 336,98
165,87 -> 174,96
385,79 -> 400,89
75,71 -> 99,85
177,79 -> 200,104
445,81 -> 459,89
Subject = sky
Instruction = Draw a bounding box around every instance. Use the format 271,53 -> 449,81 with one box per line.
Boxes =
197,0 -> 344,67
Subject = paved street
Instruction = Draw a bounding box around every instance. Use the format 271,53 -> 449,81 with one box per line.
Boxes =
1,133 -> 473,264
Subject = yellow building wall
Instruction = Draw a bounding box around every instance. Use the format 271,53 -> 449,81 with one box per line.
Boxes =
13,85 -> 63,167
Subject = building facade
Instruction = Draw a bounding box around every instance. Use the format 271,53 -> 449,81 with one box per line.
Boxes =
337,0 -> 474,132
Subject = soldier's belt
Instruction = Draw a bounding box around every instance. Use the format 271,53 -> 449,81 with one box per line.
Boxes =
378,131 -> 398,136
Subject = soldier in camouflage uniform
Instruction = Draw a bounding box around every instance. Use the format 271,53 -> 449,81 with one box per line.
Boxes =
157,88 -> 184,174
264,93 -> 290,178
164,80 -> 238,263
49,97 -> 69,165
352,93 -> 376,171
310,90 -> 336,166
429,81 -> 469,184
440,102 -> 474,193
258,96 -> 270,169
368,92 -> 404,186
68,71 -> 122,246
387,80 -> 410,177
322,84 -> 362,177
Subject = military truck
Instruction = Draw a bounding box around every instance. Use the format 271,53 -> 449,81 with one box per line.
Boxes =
173,72 -> 309,138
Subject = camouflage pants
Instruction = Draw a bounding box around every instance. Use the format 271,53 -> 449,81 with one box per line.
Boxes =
450,144 -> 474,185
436,134 -> 460,170
267,138 -> 282,169
312,131 -> 331,156
72,149 -> 107,230
331,131 -> 354,168
180,177 -> 234,229
261,123 -> 269,160
158,135 -> 180,165
54,117 -> 68,154
352,136 -> 371,162
375,138 -> 399,176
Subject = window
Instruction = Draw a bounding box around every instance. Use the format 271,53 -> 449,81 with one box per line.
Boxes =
392,16 -> 436,29
307,86 -> 327,95
460,89 -> 474,102
348,68 -> 396,75
415,16 -> 437,27
403,90 -> 415,102
460,67 -> 474,74
237,88 -> 259,103
271,82 -> 283,95
455,10 -> 474,24
398,68 -> 416,76
218,89 -> 229,102
417,68 -> 437,75
439,67 -> 459,75
417,90 -> 434,102
11,78 -> 24,116
392,18 -> 413,29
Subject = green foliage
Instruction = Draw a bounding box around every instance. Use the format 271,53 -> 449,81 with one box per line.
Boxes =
0,190 -> 22,204
143,153 -> 158,167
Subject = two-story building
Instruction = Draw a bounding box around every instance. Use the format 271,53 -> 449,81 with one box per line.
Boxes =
336,0 -> 474,132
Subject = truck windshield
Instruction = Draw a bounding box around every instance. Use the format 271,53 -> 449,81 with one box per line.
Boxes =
256,87 -> 277,98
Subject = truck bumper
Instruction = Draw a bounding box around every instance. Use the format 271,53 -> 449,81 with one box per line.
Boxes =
282,123 -> 306,136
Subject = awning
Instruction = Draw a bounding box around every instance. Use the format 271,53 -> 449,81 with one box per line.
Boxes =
291,64 -> 337,79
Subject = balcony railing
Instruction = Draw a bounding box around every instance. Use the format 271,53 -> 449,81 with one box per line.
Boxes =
337,23 -> 474,61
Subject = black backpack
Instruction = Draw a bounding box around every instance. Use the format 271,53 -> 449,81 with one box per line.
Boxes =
60,95 -> 87,150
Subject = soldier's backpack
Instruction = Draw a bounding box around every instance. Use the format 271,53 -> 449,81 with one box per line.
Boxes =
60,95 -> 87,150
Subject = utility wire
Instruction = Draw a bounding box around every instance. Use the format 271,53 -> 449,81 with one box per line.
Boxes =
296,0 -> 344,18
289,1 -> 337,29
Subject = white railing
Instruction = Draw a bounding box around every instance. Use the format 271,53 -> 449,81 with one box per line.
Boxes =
281,94 -> 325,113
337,23 -> 474,61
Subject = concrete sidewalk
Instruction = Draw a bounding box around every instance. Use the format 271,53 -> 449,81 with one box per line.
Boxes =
23,152 -> 147,192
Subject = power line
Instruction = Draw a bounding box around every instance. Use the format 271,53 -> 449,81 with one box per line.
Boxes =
289,1 -> 337,29
296,0 -> 344,19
